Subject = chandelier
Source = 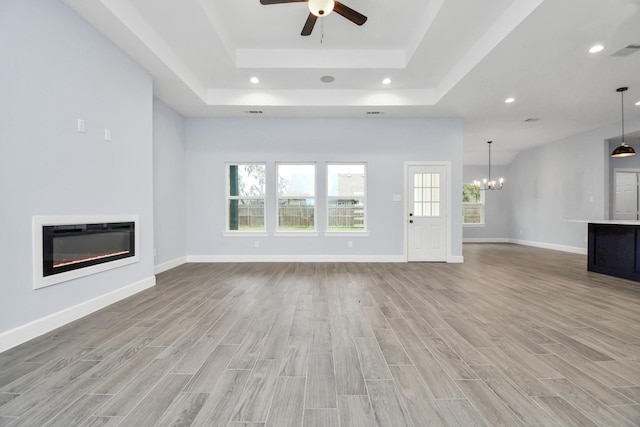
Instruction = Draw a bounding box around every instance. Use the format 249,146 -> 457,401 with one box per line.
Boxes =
473,141 -> 504,190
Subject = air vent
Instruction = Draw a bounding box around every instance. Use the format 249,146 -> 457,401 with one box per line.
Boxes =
611,44 -> 640,57
244,110 -> 263,114
524,117 -> 540,122
366,111 -> 384,115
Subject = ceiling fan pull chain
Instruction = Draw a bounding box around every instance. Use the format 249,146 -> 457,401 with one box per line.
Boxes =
321,18 -> 324,44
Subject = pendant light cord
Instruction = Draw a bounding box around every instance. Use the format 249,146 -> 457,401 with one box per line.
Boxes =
621,88 -> 625,143
488,141 -> 492,182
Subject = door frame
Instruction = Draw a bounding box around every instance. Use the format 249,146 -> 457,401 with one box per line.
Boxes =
613,168 -> 640,220
404,161 -> 452,263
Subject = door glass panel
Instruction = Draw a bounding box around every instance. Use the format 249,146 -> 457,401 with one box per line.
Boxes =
413,172 -> 441,217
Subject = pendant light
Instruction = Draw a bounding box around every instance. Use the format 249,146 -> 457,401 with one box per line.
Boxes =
473,141 -> 504,190
611,87 -> 635,158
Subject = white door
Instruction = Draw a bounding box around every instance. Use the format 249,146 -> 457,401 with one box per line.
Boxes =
407,164 -> 447,262
615,171 -> 639,220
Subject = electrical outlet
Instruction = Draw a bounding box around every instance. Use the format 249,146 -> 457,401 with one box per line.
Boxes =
254,241 -> 260,248
77,119 -> 85,133
348,241 -> 353,248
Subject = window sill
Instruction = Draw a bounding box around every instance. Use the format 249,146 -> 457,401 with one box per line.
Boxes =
324,232 -> 370,237
463,223 -> 485,228
273,231 -> 319,237
223,232 -> 269,237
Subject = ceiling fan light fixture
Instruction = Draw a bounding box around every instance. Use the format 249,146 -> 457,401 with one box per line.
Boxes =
308,0 -> 334,17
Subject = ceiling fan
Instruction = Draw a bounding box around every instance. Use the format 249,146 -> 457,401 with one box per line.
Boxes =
260,0 -> 367,36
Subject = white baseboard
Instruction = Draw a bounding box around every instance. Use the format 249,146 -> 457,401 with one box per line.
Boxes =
509,239 -> 587,255
463,238 -> 510,243
155,257 -> 187,274
0,276 -> 156,353
447,255 -> 464,263
462,238 -> 587,255
187,255 -> 406,263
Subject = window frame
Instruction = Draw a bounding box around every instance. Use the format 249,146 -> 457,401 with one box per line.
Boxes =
462,182 -> 485,226
274,162 -> 318,235
224,163 -> 268,236
326,162 -> 368,235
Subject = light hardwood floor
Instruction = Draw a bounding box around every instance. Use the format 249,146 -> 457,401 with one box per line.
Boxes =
1,243 -> 640,426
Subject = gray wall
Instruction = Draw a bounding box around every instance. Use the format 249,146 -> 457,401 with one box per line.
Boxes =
153,99 -> 187,267
0,0 -> 154,333
507,118 -> 640,251
607,136 -> 640,218
462,165 -> 510,240
185,117 -> 464,259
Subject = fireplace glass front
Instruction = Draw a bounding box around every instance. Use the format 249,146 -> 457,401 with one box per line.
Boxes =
42,222 -> 135,277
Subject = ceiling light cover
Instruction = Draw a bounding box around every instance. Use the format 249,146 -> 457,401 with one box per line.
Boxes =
589,44 -> 604,53
308,0 -> 334,16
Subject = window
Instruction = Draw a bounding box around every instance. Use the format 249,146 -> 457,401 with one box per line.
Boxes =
226,164 -> 266,232
414,173 -> 441,217
277,163 -> 316,232
327,164 -> 366,232
463,183 -> 484,225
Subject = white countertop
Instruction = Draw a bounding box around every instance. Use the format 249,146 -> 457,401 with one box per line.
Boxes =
565,219 -> 640,225
587,220 -> 640,225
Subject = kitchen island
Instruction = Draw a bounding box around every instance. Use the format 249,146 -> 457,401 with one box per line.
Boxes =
588,220 -> 640,282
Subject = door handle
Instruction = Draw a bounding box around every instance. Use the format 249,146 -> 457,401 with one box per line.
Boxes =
409,213 -> 413,216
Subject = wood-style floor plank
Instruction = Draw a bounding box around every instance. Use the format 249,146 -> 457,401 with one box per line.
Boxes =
1,244 -> 639,426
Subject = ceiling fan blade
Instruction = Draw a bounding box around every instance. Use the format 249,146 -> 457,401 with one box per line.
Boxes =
333,1 -> 367,25
301,13 -> 317,36
260,0 -> 307,4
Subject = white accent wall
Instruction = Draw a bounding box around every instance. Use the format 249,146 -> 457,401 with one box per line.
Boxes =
0,0 -> 154,344
185,117 -> 464,261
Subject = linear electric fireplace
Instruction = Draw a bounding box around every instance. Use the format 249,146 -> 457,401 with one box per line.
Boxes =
33,216 -> 139,289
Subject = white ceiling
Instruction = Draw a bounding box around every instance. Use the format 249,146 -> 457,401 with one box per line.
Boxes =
62,0 -> 640,165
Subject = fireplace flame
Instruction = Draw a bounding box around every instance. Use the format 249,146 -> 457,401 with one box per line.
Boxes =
53,250 -> 130,268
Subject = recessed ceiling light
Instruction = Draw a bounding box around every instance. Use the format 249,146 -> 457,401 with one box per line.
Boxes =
320,75 -> 335,83
505,97 -> 515,103
589,44 -> 604,53
636,100 -> 640,106
382,78 -> 391,85
250,77 -> 259,84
